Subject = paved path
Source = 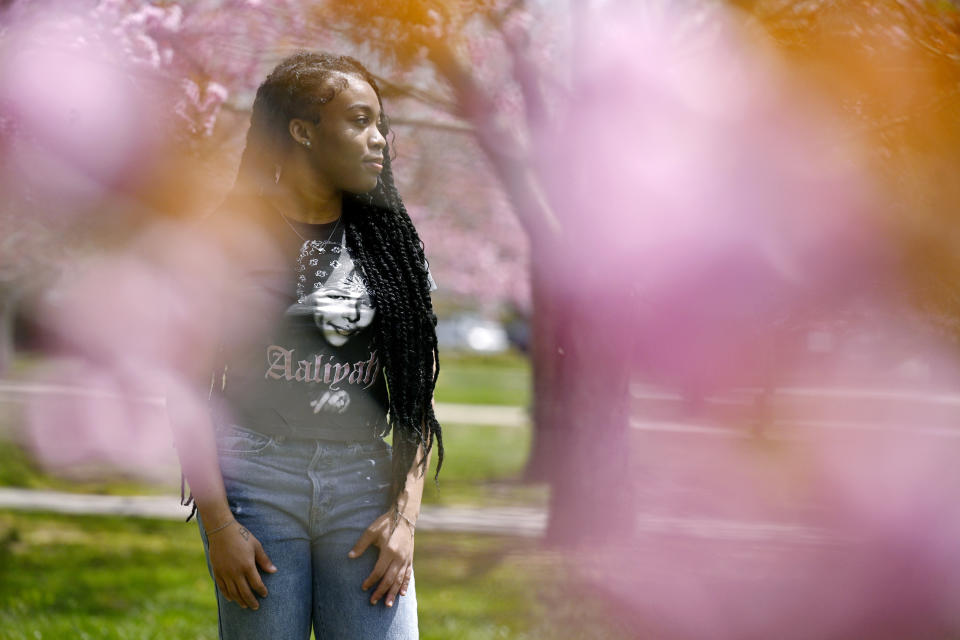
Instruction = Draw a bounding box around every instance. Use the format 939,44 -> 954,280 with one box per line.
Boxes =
0,380 -> 528,427
434,402 -> 528,427
7,379 -> 960,437
0,488 -> 548,537
0,487 -> 838,545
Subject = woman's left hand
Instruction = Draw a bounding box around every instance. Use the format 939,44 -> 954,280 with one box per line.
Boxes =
348,511 -> 415,607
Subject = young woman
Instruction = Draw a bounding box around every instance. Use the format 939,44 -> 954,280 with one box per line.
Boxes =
169,51 -> 442,639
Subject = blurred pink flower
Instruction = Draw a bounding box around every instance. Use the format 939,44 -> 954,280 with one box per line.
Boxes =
0,8 -> 164,213
23,219 -> 246,477
534,2 -> 960,637
537,1 -> 884,393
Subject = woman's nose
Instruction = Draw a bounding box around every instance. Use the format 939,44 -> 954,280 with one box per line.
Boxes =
369,126 -> 386,152
343,301 -> 360,322
346,300 -> 361,322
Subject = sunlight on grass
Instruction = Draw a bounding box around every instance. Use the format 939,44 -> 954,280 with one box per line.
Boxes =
0,512 -> 214,639
0,512 -> 632,640
424,424 -> 546,507
434,351 -> 531,407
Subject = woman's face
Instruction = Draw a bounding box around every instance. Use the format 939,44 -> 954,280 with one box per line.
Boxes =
310,286 -> 375,346
302,74 -> 386,194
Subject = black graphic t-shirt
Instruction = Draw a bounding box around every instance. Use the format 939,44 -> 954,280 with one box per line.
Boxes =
213,217 -> 428,441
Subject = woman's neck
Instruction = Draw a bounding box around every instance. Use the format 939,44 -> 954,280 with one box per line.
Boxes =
274,167 -> 342,224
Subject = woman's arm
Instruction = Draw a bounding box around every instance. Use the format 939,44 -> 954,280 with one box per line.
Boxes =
164,218 -> 278,611
348,441 -> 429,608
167,381 -> 278,611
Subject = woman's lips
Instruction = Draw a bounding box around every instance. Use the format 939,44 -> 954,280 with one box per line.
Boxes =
329,323 -> 356,335
363,161 -> 383,172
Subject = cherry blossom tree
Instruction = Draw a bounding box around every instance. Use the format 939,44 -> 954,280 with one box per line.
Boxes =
0,0 -> 531,370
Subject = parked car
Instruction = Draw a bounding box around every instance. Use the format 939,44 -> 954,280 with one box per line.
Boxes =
435,313 -> 510,353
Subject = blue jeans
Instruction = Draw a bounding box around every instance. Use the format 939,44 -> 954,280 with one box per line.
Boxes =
198,423 -> 419,639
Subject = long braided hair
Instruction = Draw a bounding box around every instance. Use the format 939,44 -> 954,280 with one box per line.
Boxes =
228,51 -> 443,502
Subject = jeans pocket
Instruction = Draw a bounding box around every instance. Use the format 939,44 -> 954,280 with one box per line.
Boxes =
215,424 -> 274,457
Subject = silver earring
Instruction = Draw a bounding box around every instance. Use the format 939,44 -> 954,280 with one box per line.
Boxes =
303,140 -> 311,148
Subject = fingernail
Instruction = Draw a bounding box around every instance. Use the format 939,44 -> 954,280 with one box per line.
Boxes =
348,551 -> 357,558
386,599 -> 393,607
270,564 -> 278,571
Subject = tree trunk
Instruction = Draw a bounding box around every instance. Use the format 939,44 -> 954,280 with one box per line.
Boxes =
523,238 -> 636,544
429,28 -> 633,543
0,291 -> 16,378
523,252 -> 562,483
542,285 -> 634,546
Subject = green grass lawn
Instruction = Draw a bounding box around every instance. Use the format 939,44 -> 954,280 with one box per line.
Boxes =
0,511 -> 634,640
423,423 -> 546,508
433,350 -> 531,407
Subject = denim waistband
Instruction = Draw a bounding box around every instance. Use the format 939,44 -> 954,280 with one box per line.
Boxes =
236,424 -> 387,443
222,407 -> 389,443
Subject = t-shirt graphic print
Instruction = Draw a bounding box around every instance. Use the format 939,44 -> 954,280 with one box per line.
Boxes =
219,223 -> 389,441
276,231 -> 378,419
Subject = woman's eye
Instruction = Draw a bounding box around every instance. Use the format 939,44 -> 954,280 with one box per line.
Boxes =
356,117 -> 369,125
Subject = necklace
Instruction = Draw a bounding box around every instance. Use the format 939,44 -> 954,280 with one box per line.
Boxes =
282,214 -> 343,303
279,211 -> 341,245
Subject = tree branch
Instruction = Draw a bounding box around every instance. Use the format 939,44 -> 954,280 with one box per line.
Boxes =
486,1 -> 551,132
370,75 -> 460,114
388,117 -> 474,133
425,36 -> 562,238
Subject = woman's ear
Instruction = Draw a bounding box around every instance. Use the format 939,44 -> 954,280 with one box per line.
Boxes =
288,118 -> 314,149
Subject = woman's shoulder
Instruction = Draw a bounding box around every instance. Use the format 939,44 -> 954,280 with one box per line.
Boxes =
194,194 -> 285,263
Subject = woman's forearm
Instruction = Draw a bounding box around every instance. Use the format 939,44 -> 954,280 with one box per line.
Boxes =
166,382 -> 233,528
395,442 -> 429,523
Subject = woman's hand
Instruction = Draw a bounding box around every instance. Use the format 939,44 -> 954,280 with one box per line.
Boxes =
348,512 -> 416,607
207,521 -> 278,610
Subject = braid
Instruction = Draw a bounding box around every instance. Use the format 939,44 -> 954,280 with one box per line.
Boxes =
344,150 -> 443,501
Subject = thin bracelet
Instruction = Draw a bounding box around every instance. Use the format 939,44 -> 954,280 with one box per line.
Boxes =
205,518 -> 236,537
396,511 -> 416,532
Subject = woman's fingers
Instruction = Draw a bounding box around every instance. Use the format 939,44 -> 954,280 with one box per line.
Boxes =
384,566 -> 406,608
245,561 -> 269,599
400,566 -> 412,596
215,577 -> 230,603
362,554 -> 390,592
218,575 -> 264,610
348,526 -> 378,559
254,542 -> 278,576
370,562 -> 402,605
234,575 -> 261,610
222,578 -> 244,608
